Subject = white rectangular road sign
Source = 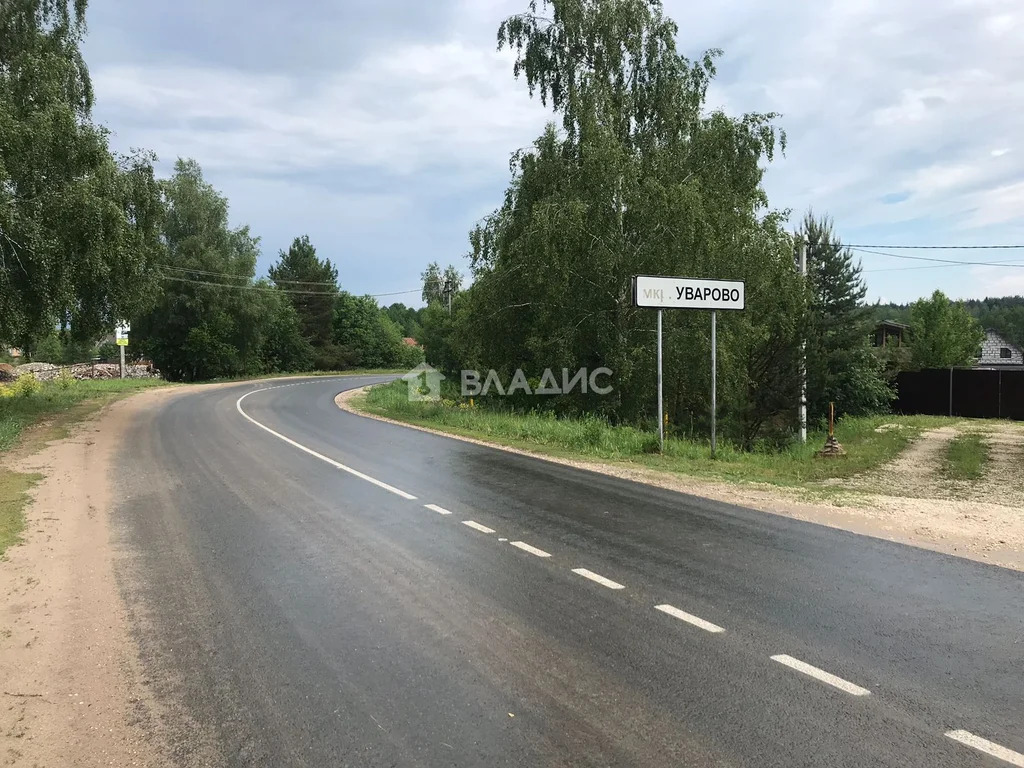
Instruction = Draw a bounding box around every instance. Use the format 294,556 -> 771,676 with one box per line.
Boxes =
633,275 -> 745,311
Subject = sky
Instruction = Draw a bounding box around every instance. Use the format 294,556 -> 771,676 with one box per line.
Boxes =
81,0 -> 1024,305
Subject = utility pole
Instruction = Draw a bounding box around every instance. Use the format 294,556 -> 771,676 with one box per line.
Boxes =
798,238 -> 808,444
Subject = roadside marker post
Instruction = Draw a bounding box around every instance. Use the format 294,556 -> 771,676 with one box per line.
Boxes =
633,276 -> 746,456
115,322 -> 130,379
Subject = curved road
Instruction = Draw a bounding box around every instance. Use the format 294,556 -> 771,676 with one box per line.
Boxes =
113,376 -> 1024,767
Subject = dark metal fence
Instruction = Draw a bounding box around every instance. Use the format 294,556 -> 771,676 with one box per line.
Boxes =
895,368 -> 1024,420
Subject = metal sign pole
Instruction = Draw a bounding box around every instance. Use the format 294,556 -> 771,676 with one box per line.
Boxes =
657,309 -> 664,453
711,310 -> 717,458
119,342 -> 126,380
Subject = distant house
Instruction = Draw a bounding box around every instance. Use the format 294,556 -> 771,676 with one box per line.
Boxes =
402,337 -> 420,347
976,328 -> 1024,368
873,320 -> 909,348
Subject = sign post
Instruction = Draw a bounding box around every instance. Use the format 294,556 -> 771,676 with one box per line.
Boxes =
711,309 -> 717,457
633,276 -> 745,456
115,322 -> 130,379
657,309 -> 664,451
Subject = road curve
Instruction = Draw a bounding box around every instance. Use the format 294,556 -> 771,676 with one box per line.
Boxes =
112,376 -> 1024,767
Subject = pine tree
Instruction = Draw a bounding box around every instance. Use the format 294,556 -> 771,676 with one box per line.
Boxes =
269,236 -> 338,349
801,212 -> 892,420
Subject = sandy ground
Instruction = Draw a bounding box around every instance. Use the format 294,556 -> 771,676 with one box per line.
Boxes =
0,389 -> 187,767
337,388 -> 1024,573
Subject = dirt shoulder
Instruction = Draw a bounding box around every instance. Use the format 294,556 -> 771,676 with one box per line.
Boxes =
337,387 -> 1024,573
0,386 -> 190,767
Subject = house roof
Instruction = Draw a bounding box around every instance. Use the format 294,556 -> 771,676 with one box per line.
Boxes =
875,320 -> 910,331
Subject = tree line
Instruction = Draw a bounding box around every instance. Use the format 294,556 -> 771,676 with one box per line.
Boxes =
2,0 -> 996,438
413,0 -> 989,448
0,0 -> 422,380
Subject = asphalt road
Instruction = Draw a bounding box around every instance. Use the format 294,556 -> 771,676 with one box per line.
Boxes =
112,376 -> 1024,767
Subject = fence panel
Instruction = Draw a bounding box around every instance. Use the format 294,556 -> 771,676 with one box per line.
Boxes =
896,369 -> 1024,420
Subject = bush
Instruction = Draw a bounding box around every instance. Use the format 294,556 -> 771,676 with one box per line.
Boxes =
54,369 -> 77,390
10,374 -> 42,397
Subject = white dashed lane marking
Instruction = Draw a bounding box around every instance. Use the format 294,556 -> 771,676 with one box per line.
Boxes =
572,568 -> 625,590
424,504 -> 452,516
770,654 -> 870,697
462,520 -> 496,534
510,541 -> 551,558
945,730 -> 1024,766
655,604 -> 725,633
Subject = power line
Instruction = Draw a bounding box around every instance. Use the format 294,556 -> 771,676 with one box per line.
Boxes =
157,274 -> 421,299
848,246 -> 1024,268
844,244 -> 1024,250
863,257 -> 1024,274
158,263 -> 339,287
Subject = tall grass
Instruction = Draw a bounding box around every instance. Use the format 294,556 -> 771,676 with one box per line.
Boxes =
359,381 -> 951,487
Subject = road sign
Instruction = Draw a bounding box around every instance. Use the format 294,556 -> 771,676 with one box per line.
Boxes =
633,275 -> 745,311
633,275 -> 746,456
116,338 -> 129,346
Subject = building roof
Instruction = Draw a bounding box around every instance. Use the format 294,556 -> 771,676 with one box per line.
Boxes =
875,319 -> 910,331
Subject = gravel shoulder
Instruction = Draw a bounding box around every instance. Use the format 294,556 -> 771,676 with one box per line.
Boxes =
338,387 -> 1024,573
0,387 -> 190,767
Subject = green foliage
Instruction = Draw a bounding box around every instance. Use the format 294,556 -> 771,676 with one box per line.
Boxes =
0,0 -> 164,347
135,160 -> 310,381
454,0 -> 799,447
384,303 -> 425,339
909,290 -> 984,369
421,262 -> 462,306
269,235 -> 338,354
800,212 -> 893,421
332,292 -> 408,369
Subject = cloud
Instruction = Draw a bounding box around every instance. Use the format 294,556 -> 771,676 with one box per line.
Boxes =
84,0 -> 1024,302
92,40 -> 547,180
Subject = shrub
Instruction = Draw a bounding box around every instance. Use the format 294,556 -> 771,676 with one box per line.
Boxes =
10,374 -> 42,397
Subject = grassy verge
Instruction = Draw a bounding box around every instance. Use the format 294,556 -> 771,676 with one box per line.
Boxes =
0,378 -> 168,453
0,469 -> 41,559
943,433 -> 989,481
0,377 -> 168,558
205,368 -> 405,384
356,381 -> 952,489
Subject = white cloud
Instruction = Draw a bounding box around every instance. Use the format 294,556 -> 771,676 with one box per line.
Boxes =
93,40 -> 548,179
87,0 -> 1024,301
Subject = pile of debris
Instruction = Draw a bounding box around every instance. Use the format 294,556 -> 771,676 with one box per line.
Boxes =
13,362 -> 161,381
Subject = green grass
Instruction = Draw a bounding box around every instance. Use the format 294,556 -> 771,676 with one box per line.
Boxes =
943,433 -> 989,481
0,378 -> 168,454
0,469 -> 40,558
357,381 -> 953,489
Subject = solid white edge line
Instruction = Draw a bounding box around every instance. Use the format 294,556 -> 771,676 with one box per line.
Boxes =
462,520 -> 496,534
770,654 -> 870,697
510,541 -> 551,558
945,730 -> 1024,767
236,387 -> 417,501
655,604 -> 725,633
572,568 -> 625,590
424,504 -> 453,516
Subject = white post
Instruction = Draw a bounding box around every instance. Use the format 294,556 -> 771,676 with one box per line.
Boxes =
799,238 -> 808,443
119,342 -> 126,380
711,310 -> 717,458
657,309 -> 664,453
